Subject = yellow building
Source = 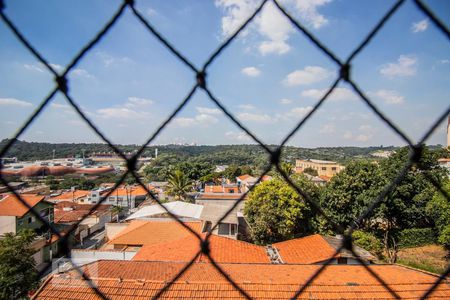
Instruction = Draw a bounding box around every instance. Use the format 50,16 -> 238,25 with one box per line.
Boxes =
295,159 -> 344,177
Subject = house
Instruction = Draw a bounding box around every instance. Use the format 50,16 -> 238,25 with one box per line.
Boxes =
53,201 -> 112,242
48,190 -> 91,203
100,184 -> 150,208
0,194 -> 57,268
272,234 -> 375,264
236,174 -> 258,192
204,184 -> 239,193
104,219 -> 269,264
33,260 -> 450,299
195,192 -> 245,207
199,203 -> 241,239
295,159 -> 344,177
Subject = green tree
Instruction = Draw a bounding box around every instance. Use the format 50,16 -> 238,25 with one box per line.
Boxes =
320,160 -> 384,230
244,175 -> 317,244
303,167 -> 318,176
280,162 -> 294,175
0,229 -> 39,299
166,170 -> 193,201
426,182 -> 450,250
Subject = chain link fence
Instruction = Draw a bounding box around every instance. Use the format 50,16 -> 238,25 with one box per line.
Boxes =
0,0 -> 449,299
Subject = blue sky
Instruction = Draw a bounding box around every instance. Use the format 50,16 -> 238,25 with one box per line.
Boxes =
0,0 -> 449,147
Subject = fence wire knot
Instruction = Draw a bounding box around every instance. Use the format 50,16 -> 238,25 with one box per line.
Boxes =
55,76 -> 68,94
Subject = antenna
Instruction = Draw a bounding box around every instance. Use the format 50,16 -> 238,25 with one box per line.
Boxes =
52,149 -> 55,160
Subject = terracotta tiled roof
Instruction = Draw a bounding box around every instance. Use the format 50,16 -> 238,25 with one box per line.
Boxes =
54,201 -> 111,223
0,194 -> 47,217
107,220 -> 202,246
133,233 -> 269,263
204,185 -> 240,193
273,234 -> 339,264
319,175 -> 331,181
106,185 -> 151,197
197,193 -> 244,200
237,174 -> 253,181
49,190 -> 91,201
33,261 -> 450,299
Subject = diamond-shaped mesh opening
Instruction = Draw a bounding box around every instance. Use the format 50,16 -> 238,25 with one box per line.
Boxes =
1,0 -> 449,299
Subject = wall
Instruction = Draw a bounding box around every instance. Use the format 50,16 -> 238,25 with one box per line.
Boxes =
0,216 -> 17,235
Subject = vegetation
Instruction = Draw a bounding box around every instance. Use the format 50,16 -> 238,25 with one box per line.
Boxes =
397,245 -> 449,274
166,170 -> 193,201
303,167 -> 318,176
0,229 -> 39,299
244,175 -> 319,244
426,182 -> 450,250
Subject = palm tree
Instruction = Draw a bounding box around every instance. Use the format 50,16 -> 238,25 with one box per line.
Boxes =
166,169 -> 193,201
111,205 -> 124,222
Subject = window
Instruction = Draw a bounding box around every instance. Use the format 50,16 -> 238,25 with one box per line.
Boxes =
203,221 -> 212,233
337,257 -> 347,265
230,224 -> 236,235
218,223 -> 230,235
332,167 -> 337,171
322,167 -> 327,170
28,217 -> 35,224
18,220 -> 23,226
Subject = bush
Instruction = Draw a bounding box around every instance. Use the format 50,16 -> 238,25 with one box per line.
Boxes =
352,230 -> 384,258
438,225 -> 450,251
396,228 -> 437,248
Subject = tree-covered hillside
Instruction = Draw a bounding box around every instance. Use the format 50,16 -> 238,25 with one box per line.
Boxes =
0,139 -> 405,164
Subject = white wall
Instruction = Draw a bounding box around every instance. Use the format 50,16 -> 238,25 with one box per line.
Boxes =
0,216 -> 17,235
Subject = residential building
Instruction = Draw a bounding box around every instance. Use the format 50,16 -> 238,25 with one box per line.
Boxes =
33,260 -> 450,299
273,234 -> 375,264
0,194 -> 57,268
101,184 -> 150,208
53,201 -> 112,241
204,184 -> 239,193
126,201 -> 203,221
295,159 -> 344,177
48,190 -> 91,203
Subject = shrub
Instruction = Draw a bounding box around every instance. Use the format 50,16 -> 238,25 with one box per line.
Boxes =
396,228 -> 437,248
352,230 -> 384,258
438,225 -> 450,251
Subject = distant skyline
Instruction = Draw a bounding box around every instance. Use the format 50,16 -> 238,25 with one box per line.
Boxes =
1,0 -> 449,147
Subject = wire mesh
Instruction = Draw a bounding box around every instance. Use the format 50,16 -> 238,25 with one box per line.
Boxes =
0,0 -> 449,299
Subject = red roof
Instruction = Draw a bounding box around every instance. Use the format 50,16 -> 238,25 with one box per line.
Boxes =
53,201 -> 111,223
33,261 -> 450,299
49,190 -> 91,201
273,234 -> 338,264
108,220 -> 202,246
197,193 -> 244,200
133,233 -> 269,263
0,194 -> 47,217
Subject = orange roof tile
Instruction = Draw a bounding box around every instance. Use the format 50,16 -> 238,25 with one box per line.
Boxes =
204,185 -> 240,193
133,233 -> 269,263
197,193 -> 244,200
237,174 -> 253,181
33,261 -> 450,299
0,194 -> 47,217
54,201 -> 111,223
273,234 -> 339,264
49,190 -> 91,201
107,185 -> 151,197
108,220 -> 202,246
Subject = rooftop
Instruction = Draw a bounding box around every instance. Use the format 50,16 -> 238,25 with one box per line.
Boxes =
0,194 -> 47,217
126,201 -> 204,220
33,260 -> 449,299
54,201 -> 111,223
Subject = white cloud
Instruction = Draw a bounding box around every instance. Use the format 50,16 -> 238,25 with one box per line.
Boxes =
238,112 -> 273,123
283,66 -> 333,86
440,59 -> 449,64
96,97 -> 154,119
256,1 -> 293,55
238,104 -> 255,110
215,0 -> 332,55
147,7 -> 157,17
173,114 -> 219,127
283,106 -> 313,119
319,123 -> 335,134
96,51 -> 133,67
51,102 -> 71,109
379,55 -> 417,77
279,98 -> 292,105
125,97 -> 154,107
49,63 -> 64,72
290,0 -> 332,29
196,107 -> 223,115
71,68 -> 94,79
97,107 -> 149,119
301,87 -> 357,101
24,64 -> 45,73
411,19 -> 428,33
241,66 -> 261,77
373,89 -> 404,105
225,130 -> 251,142
0,97 -> 33,107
